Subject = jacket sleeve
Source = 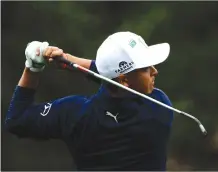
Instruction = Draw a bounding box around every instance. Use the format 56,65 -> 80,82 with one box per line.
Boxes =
5,86 -> 87,139
86,60 -> 101,84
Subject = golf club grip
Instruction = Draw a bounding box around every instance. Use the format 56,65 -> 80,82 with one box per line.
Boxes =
55,56 -> 73,66
54,56 -> 101,84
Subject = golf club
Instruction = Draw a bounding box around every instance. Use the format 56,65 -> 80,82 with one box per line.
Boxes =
55,56 -> 207,136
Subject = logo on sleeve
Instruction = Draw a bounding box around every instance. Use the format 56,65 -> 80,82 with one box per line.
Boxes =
40,103 -> 52,116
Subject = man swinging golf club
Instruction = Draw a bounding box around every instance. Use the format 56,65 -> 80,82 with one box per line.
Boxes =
5,31 -> 174,170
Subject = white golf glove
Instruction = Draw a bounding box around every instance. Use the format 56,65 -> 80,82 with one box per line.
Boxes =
25,41 -> 49,72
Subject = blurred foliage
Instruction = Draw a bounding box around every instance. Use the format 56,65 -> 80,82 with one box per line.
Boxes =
2,1 -> 218,171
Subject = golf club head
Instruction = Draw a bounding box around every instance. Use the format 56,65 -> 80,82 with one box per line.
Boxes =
199,124 -> 207,136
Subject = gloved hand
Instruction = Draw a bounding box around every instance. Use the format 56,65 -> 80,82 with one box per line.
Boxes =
25,41 -> 49,72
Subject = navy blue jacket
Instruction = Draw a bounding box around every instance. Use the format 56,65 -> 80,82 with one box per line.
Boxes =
5,61 -> 174,171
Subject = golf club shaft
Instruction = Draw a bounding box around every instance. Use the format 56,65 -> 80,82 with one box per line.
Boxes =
55,56 -> 207,135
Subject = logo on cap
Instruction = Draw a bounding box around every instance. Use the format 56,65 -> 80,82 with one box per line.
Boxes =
115,61 -> 134,74
129,39 -> 136,48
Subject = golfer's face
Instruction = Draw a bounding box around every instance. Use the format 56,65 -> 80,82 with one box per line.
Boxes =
128,66 -> 158,94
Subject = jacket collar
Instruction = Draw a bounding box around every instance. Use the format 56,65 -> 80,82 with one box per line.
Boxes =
95,85 -> 147,106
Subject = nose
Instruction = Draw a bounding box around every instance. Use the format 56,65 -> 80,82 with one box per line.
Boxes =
151,66 -> 158,76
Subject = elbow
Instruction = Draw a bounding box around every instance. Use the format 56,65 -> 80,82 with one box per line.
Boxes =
5,118 -> 16,134
4,118 -> 24,136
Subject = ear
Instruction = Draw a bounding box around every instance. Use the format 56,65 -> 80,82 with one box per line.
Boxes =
117,74 -> 129,87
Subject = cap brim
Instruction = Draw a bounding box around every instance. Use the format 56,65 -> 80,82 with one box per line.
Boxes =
135,43 -> 170,69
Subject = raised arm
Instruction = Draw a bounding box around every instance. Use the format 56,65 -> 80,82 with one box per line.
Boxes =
56,53 -> 99,83
19,46 -> 95,89
63,53 -> 92,70
5,41 -> 92,139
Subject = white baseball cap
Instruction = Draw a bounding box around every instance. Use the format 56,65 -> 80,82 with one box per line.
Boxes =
96,31 -> 170,79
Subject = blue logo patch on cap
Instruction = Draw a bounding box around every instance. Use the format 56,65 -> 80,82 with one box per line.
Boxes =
129,39 -> 136,48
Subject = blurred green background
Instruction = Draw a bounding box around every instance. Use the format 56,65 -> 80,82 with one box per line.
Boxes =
2,1 -> 218,171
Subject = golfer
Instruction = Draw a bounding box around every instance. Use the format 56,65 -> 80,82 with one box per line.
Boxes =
5,32 -> 174,171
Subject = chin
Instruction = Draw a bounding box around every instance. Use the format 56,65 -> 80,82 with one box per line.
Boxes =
146,87 -> 154,94
147,90 -> 153,94
143,89 -> 152,94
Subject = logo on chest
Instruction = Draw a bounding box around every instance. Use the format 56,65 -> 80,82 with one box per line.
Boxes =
106,111 -> 119,123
